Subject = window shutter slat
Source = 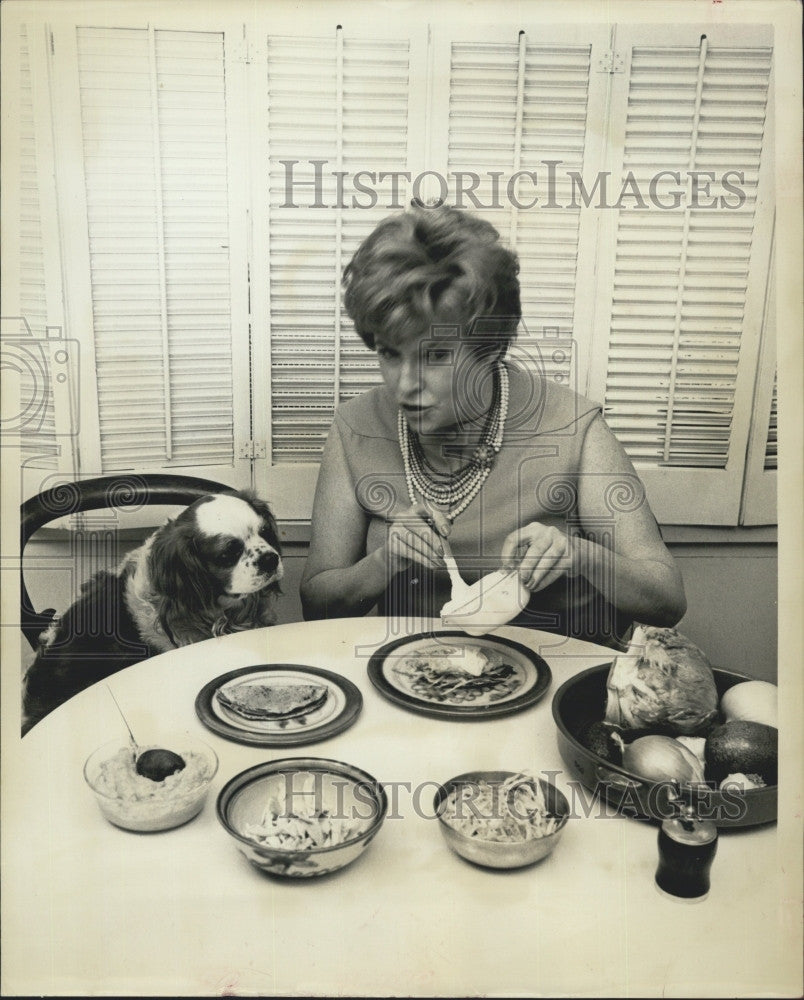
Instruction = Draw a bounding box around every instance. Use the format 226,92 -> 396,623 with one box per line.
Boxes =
603,41 -> 772,471
763,372 -> 777,470
76,26 -> 237,472
19,23 -> 57,469
447,39 -> 594,381
266,33 -> 410,463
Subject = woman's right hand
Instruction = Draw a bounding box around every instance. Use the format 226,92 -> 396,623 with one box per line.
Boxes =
385,501 -> 451,575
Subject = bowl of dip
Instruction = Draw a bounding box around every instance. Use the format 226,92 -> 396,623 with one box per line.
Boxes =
84,736 -> 219,832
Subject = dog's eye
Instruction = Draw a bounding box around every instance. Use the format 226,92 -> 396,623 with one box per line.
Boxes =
216,540 -> 243,565
258,525 -> 275,542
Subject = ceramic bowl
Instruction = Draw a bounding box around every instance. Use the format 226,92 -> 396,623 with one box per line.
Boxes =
433,770 -> 570,869
216,757 -> 388,878
84,736 -> 219,832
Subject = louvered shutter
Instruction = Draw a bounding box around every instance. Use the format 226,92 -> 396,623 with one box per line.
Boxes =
741,241 -> 776,526
432,25 -> 608,389
763,373 -> 777,472
18,23 -> 57,471
588,24 -> 774,525
19,25 -> 48,345
49,23 -> 251,486
253,24 -> 426,517
24,15 -> 779,526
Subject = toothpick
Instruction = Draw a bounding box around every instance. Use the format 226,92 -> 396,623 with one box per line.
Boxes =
106,685 -> 139,759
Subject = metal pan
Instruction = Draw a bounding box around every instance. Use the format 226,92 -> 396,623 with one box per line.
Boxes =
551,664 -> 777,828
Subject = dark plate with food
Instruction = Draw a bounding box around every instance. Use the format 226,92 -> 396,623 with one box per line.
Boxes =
552,654 -> 778,829
367,631 -> 551,720
196,665 -> 362,747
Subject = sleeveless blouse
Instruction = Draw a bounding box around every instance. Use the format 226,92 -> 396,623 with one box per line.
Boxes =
326,365 -> 632,649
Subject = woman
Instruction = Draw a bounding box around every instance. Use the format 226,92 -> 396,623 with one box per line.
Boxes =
300,204 -> 686,648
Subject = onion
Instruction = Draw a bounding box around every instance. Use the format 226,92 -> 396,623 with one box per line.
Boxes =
622,735 -> 706,785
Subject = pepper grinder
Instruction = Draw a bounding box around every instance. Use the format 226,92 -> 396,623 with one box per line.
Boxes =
655,804 -> 718,901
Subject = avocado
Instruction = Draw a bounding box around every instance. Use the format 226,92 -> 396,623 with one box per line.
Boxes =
135,748 -> 186,782
580,721 -> 626,764
704,721 -> 778,786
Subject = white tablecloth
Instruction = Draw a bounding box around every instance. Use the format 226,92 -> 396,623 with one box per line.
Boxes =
1,619 -> 795,997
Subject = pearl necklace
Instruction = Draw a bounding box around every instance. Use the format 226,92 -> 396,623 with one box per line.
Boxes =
399,360 -> 509,521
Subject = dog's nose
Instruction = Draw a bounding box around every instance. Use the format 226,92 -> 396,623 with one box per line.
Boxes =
259,551 -> 279,575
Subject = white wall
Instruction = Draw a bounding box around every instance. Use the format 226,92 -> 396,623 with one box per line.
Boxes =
673,544 -> 777,682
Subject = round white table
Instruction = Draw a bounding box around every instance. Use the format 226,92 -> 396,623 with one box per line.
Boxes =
2,619 -> 792,997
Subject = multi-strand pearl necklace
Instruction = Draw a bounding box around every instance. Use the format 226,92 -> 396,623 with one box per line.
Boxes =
399,360 -> 509,521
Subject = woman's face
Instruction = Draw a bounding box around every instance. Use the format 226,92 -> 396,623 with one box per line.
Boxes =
375,328 -> 496,438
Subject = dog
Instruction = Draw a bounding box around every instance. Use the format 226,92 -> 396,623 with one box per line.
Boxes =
22,491 -> 283,735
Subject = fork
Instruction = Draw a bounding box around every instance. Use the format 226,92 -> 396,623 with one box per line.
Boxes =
439,533 -> 473,605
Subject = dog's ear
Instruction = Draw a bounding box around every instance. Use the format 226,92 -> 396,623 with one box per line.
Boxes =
239,490 -> 281,553
148,520 -> 219,638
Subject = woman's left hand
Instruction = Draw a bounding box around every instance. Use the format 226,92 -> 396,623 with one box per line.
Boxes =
501,522 -> 577,593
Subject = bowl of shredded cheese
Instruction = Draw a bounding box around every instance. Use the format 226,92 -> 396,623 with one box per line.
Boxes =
216,757 -> 387,877
433,770 -> 570,869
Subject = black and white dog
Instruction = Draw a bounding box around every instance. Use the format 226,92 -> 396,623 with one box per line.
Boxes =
22,491 -> 283,734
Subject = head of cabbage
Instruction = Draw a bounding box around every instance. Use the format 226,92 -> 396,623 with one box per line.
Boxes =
604,626 -> 718,736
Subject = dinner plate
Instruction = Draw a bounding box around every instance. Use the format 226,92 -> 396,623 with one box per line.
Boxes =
367,631 -> 551,720
195,665 -> 363,747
